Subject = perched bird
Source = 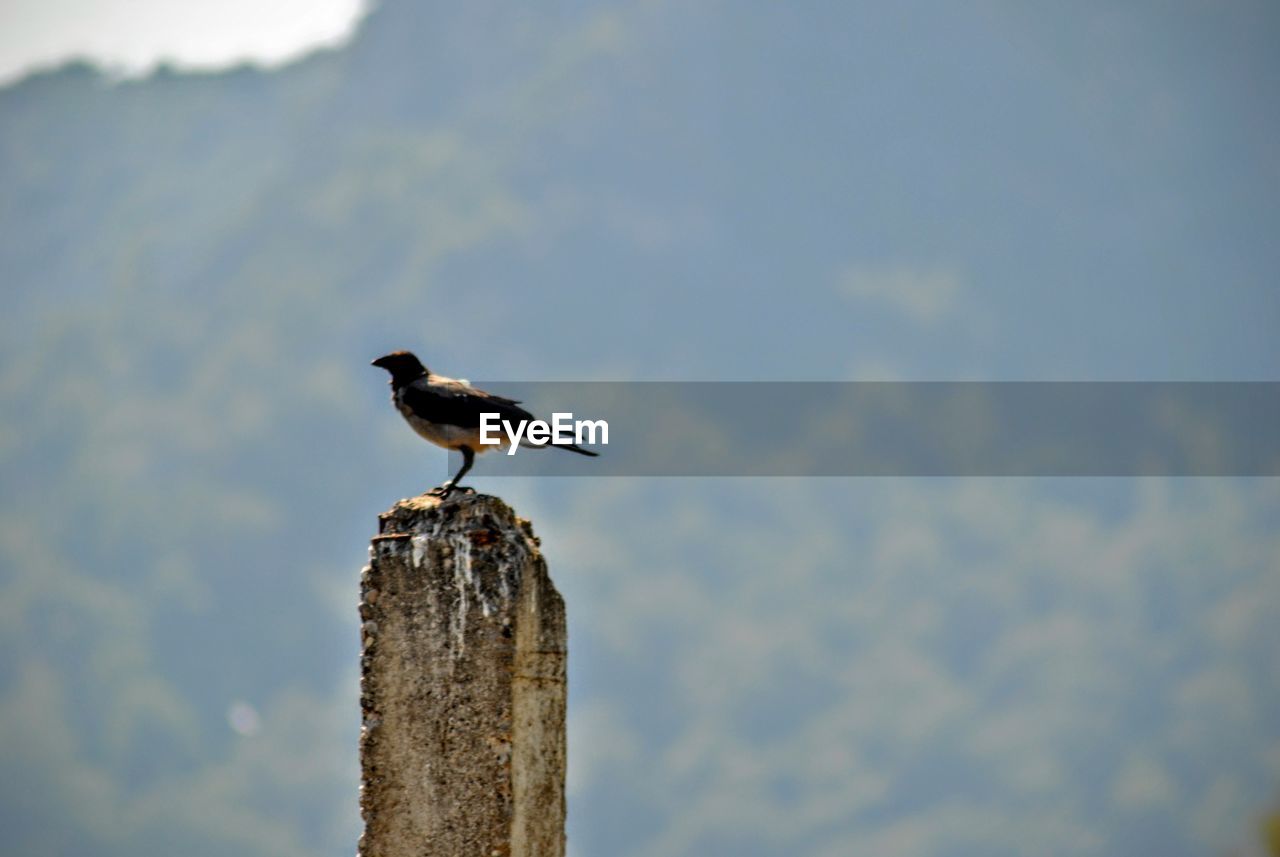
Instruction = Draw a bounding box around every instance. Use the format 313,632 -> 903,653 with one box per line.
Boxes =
372,350 -> 597,496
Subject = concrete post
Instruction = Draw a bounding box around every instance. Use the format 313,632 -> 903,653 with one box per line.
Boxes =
358,493 -> 566,857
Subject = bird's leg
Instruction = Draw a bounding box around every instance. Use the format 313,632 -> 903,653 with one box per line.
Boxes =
435,446 -> 476,498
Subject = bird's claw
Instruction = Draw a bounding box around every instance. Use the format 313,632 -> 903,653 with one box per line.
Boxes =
428,484 -> 475,499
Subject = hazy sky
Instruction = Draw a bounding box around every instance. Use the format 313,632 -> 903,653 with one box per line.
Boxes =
0,0 -> 366,83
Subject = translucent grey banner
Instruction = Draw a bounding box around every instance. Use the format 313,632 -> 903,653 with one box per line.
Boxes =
447,383 -> 1280,477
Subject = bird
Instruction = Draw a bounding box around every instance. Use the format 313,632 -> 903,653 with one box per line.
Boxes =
372,350 -> 597,497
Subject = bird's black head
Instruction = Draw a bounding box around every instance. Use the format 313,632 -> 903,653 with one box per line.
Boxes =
371,351 -> 429,384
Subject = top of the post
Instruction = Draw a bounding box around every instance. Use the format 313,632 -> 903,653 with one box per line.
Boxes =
376,491 -> 540,548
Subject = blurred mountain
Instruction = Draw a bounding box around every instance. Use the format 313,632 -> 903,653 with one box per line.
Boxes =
1,2 -> 1278,855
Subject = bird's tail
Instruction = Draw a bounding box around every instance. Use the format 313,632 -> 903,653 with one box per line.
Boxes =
552,442 -> 598,457
516,439 -> 600,456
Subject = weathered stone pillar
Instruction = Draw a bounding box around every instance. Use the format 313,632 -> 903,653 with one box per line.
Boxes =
358,493 -> 566,857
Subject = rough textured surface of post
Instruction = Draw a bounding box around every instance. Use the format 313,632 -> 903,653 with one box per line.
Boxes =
358,492 -> 566,857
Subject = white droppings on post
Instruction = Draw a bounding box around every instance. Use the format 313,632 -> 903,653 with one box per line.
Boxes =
451,533 -> 470,656
404,523 -> 510,654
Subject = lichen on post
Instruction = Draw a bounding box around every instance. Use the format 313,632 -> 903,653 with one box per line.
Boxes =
358,493 -> 566,857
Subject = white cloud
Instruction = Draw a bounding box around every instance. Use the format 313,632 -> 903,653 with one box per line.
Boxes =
1111,753 -> 1177,809
837,265 -> 964,326
0,0 -> 367,83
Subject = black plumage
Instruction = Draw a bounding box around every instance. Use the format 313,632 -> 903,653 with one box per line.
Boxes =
372,350 -> 597,496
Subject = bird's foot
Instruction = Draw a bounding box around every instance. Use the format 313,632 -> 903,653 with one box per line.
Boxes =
428,483 -> 476,500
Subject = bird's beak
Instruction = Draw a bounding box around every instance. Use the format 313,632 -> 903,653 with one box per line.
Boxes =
371,356 -> 386,368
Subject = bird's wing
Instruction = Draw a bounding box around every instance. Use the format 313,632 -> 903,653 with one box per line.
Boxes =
402,377 -> 532,428
428,374 -> 523,406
